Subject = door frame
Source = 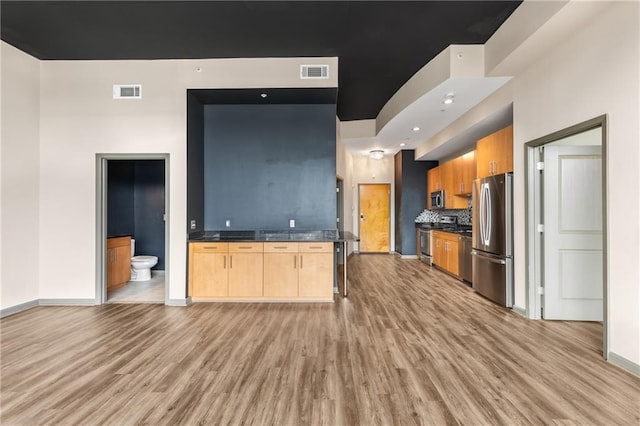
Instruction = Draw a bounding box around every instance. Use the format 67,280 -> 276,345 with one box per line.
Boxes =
95,153 -> 170,305
524,115 -> 607,357
357,183 -> 391,253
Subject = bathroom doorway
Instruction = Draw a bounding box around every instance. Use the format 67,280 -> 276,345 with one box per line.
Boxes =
96,154 -> 169,304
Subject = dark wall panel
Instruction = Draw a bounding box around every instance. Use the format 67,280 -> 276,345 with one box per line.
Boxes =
134,160 -> 166,270
187,93 -> 205,234
107,160 -> 134,237
394,150 -> 437,255
204,104 -> 336,230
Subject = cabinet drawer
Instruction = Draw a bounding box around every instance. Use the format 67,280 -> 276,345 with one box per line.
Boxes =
298,242 -> 333,253
229,242 -> 264,253
108,236 -> 131,249
191,242 -> 228,253
432,231 -> 459,242
264,243 -> 298,253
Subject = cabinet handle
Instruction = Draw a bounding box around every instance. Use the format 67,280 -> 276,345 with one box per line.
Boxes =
274,246 -> 287,249
203,246 -> 218,249
223,256 -> 226,269
230,255 -> 233,269
300,255 -> 303,269
237,246 -> 252,250
294,255 -> 297,269
308,246 -> 323,249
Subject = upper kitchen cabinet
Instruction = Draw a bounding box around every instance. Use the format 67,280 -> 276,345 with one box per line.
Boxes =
476,125 -> 513,178
453,151 -> 476,196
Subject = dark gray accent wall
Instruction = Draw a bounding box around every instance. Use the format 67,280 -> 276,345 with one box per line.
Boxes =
107,160 -> 134,237
187,93 -> 204,234
394,150 -> 437,255
107,159 -> 165,270
203,104 -> 336,230
133,160 -> 165,270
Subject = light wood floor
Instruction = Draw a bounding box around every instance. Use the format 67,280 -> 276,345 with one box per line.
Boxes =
1,255 -> 638,425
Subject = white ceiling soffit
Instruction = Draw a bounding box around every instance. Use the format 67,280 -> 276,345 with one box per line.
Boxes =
340,44 -> 511,158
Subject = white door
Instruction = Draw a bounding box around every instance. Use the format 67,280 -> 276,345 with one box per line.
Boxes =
543,144 -> 603,320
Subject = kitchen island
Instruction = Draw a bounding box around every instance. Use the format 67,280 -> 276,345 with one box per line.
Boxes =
188,230 -> 358,302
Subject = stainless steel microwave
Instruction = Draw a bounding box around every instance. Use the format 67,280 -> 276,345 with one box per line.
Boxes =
430,190 -> 445,210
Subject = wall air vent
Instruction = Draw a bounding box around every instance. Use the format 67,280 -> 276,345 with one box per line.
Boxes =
113,84 -> 142,99
300,65 -> 329,79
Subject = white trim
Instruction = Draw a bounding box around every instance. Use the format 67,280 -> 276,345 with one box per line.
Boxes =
608,351 -> 640,377
166,298 -> 191,307
0,299 -> 39,318
39,299 -> 97,306
400,255 -> 419,259
511,305 -> 527,317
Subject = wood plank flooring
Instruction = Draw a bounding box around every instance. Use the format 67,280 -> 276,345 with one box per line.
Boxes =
1,255 -> 639,425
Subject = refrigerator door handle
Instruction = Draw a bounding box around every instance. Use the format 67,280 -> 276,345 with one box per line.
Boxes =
485,183 -> 492,246
471,250 -> 507,265
479,183 -> 486,245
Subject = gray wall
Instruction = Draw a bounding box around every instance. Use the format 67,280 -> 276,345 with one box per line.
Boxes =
107,160 -> 165,269
203,104 -> 336,230
187,93 -> 205,234
394,150 -> 437,255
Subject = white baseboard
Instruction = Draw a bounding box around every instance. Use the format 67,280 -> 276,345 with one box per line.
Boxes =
39,298 -> 97,306
608,351 -> 640,376
511,305 -> 527,317
400,255 -> 419,259
0,299 -> 39,318
166,297 -> 191,307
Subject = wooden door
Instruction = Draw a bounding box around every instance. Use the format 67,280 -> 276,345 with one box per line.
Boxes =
432,233 -> 444,267
358,184 -> 390,253
263,243 -> 298,298
476,132 -> 496,179
192,252 -> 228,297
493,125 -> 513,175
445,238 -> 459,276
228,243 -> 264,297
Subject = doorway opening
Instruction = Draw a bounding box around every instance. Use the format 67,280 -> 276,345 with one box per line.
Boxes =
96,154 -> 170,304
525,115 -> 607,356
358,183 -> 390,253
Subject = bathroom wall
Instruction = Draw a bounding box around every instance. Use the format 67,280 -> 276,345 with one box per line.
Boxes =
107,160 -> 165,269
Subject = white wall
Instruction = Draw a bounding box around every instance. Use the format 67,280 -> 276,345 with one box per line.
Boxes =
1,43 -> 40,309
350,155 -> 395,252
510,1 -> 639,364
2,52 -> 337,304
336,124 -> 355,256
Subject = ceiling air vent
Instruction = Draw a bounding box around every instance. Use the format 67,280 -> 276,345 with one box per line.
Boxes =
300,65 -> 329,79
113,84 -> 142,99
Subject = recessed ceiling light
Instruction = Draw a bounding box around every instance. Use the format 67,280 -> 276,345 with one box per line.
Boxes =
260,93 -> 267,98
412,126 -> 420,132
195,66 -> 202,73
400,143 -> 406,147
443,98 -> 454,105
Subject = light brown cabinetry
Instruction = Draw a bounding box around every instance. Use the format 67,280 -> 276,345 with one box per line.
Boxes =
476,125 -> 513,178
453,151 -> 476,196
298,243 -> 334,299
190,241 -> 333,301
428,167 -> 442,195
228,243 -> 264,297
432,231 -> 459,277
190,243 -> 229,298
107,236 -> 131,290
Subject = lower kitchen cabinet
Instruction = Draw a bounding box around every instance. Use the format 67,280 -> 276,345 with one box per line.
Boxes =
190,243 -> 229,298
432,231 -> 459,277
298,243 -> 334,299
189,241 -> 333,301
107,236 -> 131,290
228,243 -> 264,297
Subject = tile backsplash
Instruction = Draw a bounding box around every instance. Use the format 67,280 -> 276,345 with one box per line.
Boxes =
415,199 -> 472,225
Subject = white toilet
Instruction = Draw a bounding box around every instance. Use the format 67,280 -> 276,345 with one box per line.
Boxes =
130,239 -> 158,281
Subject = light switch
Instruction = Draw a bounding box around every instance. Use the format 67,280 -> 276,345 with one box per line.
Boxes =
289,219 -> 295,228
190,220 -> 196,230
225,219 -> 231,228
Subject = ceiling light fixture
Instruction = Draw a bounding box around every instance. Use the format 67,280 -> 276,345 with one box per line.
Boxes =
260,93 -> 267,98
443,98 -> 454,105
369,150 -> 384,160
400,143 -> 406,147
412,126 -> 420,132
195,66 -> 202,73
443,92 -> 455,105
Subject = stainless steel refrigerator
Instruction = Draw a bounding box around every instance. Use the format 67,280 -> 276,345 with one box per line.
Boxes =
471,173 -> 514,307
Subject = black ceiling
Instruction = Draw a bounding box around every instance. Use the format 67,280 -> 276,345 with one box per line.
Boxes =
1,1 -> 521,121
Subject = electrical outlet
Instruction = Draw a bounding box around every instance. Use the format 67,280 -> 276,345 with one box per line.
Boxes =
190,220 -> 196,230
225,219 -> 231,228
289,219 -> 295,228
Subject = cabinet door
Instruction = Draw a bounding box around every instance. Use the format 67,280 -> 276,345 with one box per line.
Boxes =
439,161 -> 455,209
476,133 -> 496,179
445,239 -> 460,276
264,247 -> 299,298
432,234 -> 444,267
115,245 -> 132,285
106,248 -> 117,289
298,252 -> 333,299
428,167 -> 441,196
229,252 -> 264,297
192,252 -> 228,297
458,151 -> 475,196
494,125 -> 513,175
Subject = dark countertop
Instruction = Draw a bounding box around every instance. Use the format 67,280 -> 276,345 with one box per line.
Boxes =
189,230 -> 359,243
415,223 -> 473,237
